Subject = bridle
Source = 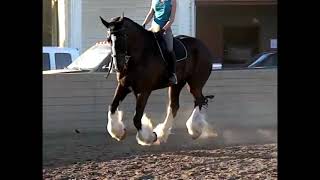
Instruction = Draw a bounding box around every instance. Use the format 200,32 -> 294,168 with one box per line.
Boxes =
108,28 -> 131,70
104,27 -> 132,79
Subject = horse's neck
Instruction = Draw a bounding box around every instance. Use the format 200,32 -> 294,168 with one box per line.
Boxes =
125,20 -> 154,47
127,30 -> 155,60
124,20 -> 160,65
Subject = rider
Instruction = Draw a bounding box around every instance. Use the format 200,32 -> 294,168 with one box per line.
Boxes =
142,0 -> 178,85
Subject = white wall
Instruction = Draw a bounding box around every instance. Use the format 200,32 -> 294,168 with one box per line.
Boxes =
81,0 -> 150,53
43,69 -> 277,134
62,0 -> 194,53
176,0 -> 194,36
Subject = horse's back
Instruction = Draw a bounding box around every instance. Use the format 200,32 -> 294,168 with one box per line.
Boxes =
173,35 -> 213,89
175,35 -> 213,72
175,35 -> 214,62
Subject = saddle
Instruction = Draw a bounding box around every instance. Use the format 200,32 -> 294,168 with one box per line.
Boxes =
154,33 -> 188,62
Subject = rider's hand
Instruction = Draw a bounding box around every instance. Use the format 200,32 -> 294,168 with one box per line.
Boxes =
160,28 -> 166,35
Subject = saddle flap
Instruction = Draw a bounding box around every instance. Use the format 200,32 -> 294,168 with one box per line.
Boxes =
173,38 -> 187,61
154,33 -> 188,62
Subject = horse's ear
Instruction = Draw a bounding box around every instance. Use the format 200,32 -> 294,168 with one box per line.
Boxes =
100,16 -> 110,28
119,12 -> 124,22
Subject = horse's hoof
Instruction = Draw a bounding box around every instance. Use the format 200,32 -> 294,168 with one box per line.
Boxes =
153,132 -> 164,145
190,130 -> 202,140
107,127 -> 127,141
153,123 -> 172,144
115,128 -> 127,141
136,130 -> 156,146
191,134 -> 201,140
116,128 -> 126,141
153,132 -> 157,142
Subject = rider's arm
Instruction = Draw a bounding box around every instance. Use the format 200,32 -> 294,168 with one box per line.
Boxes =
142,7 -> 155,27
162,0 -> 176,31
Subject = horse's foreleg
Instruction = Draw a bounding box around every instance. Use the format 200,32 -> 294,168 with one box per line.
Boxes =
154,82 -> 186,143
107,84 -> 131,141
134,91 -> 156,146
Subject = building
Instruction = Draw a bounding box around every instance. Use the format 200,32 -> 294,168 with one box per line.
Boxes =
43,0 -> 277,66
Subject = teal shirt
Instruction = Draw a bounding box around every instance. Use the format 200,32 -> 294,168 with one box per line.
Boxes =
152,0 -> 172,28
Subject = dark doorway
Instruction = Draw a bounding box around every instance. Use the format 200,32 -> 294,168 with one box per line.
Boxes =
223,26 -> 259,67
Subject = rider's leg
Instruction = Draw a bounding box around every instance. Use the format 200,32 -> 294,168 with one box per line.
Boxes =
163,28 -> 177,85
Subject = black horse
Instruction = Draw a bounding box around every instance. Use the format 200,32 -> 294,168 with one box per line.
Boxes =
100,15 -> 216,145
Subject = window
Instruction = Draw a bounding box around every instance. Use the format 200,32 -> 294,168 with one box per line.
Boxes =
43,53 -> 50,70
55,53 -> 72,69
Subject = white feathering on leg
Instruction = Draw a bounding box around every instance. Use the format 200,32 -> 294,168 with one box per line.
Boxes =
186,106 -> 205,139
186,106 -> 218,139
136,114 -> 155,146
107,110 -> 125,141
153,123 -> 172,144
153,106 -> 173,144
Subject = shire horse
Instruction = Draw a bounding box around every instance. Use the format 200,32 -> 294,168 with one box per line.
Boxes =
100,15 -> 216,145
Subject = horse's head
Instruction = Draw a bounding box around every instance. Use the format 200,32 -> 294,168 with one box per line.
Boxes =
100,14 -> 130,72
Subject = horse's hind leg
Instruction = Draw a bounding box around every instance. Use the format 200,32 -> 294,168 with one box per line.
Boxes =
153,81 -> 186,143
185,87 -> 207,139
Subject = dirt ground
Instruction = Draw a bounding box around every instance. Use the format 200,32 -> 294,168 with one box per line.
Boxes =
43,129 -> 277,180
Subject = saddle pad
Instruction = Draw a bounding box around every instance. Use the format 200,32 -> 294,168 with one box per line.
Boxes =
173,37 -> 188,61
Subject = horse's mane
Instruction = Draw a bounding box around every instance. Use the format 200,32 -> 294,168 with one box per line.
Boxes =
117,17 -> 153,36
110,16 -> 159,57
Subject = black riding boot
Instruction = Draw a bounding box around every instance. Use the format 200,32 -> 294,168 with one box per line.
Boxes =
167,51 -> 178,85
